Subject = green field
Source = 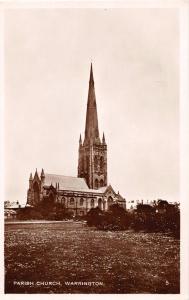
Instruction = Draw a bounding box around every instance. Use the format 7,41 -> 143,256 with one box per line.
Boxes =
5,221 -> 180,294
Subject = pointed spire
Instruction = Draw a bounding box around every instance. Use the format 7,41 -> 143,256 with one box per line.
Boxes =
89,62 -> 94,85
102,132 -> 106,144
29,173 -> 33,188
41,168 -> 45,178
34,168 -> 40,181
84,63 -> 100,144
79,134 -> 82,145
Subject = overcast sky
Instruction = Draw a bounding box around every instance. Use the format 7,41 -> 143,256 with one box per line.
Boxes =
4,8 -> 179,204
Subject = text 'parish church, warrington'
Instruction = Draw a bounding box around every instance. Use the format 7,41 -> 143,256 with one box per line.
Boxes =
27,64 -> 126,216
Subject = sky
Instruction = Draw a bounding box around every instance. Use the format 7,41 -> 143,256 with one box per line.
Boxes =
4,7 -> 179,204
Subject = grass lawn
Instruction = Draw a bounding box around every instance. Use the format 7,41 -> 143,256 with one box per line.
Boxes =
4,221 -> 180,294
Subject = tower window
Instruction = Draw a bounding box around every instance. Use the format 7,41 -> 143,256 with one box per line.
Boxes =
94,156 -> 98,169
82,157 -> 85,170
100,179 -> 104,187
33,182 -> 40,204
100,157 -> 104,171
84,156 -> 88,170
95,179 -> 99,189
87,156 -> 90,170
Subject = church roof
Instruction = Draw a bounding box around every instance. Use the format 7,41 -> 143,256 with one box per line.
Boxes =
98,186 -> 108,193
44,174 -> 90,192
43,173 -> 108,194
98,185 -> 117,195
117,192 -> 125,202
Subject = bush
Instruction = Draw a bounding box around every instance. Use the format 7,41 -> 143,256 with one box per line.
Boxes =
86,207 -> 104,227
87,204 -> 130,231
17,208 -> 43,220
131,205 -> 180,237
17,202 -> 73,221
86,203 -> 180,237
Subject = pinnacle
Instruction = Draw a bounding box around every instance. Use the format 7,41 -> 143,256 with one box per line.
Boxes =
41,168 -> 45,178
79,134 -> 82,145
102,132 -> 106,143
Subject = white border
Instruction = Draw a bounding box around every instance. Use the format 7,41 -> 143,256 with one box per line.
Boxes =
180,3 -> 189,299
0,5 -> 5,297
1,1 -> 189,300
0,0 -> 186,9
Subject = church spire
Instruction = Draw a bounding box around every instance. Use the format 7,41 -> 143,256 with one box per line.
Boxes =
78,64 -> 107,188
89,62 -> 94,84
84,63 -> 100,144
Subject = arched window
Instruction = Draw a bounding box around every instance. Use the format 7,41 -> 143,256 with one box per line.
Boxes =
98,198 -> 102,210
91,199 -> 94,208
80,198 -> 84,206
61,197 -> 65,206
49,193 -> 54,202
95,179 -> 99,189
107,196 -> 113,209
70,198 -> 75,205
100,156 -> 104,171
33,182 -> 40,204
100,179 -> 104,187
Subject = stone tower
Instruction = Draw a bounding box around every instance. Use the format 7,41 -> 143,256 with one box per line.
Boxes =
78,64 -> 107,189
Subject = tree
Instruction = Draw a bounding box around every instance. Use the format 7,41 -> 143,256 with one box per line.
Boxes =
86,207 -> 104,226
86,204 -> 130,231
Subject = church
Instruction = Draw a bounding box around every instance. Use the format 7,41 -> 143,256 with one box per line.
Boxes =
27,64 -> 126,216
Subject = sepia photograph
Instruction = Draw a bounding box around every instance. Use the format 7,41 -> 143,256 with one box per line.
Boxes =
2,2 -> 183,295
